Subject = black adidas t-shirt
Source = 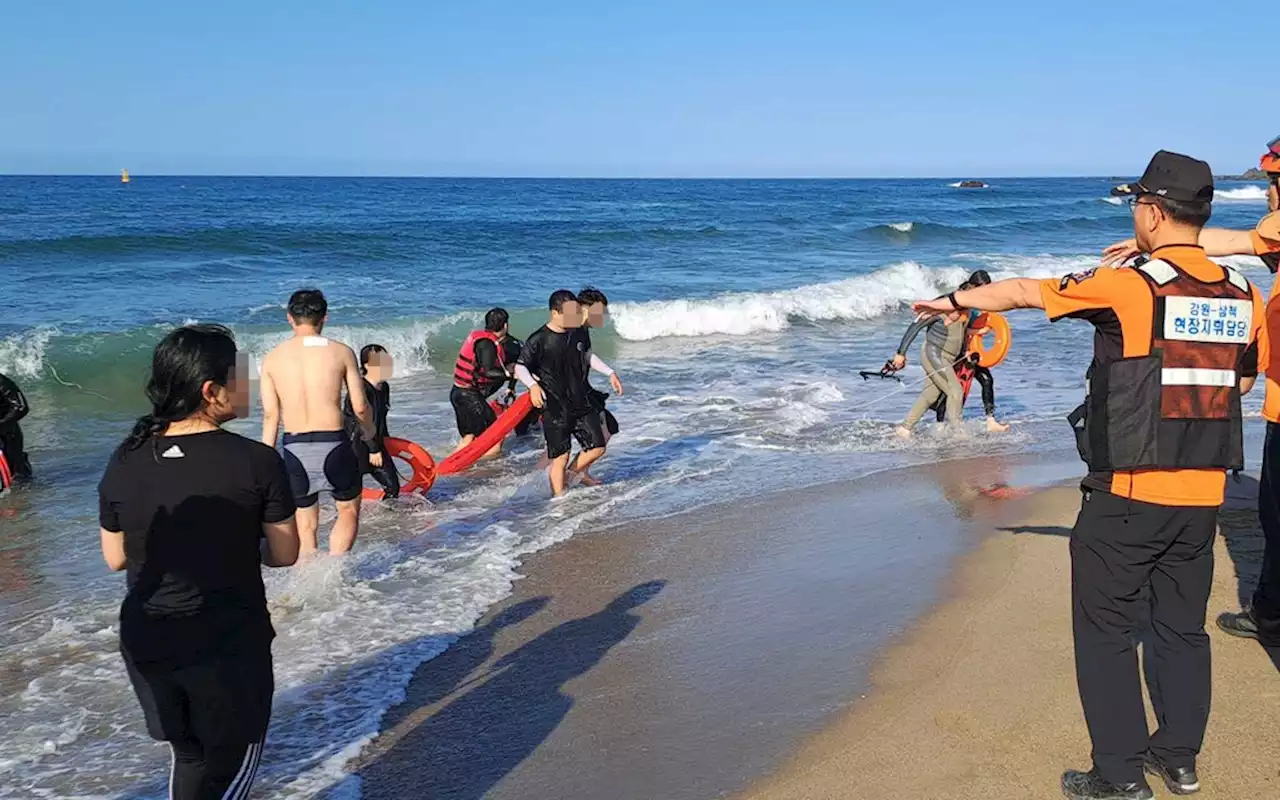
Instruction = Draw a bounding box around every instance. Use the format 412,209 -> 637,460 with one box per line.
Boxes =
98,429 -> 295,667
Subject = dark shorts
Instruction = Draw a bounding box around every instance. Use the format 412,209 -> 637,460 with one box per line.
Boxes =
451,385 -> 496,437
544,410 -> 608,460
281,430 -> 361,508
123,647 -> 274,746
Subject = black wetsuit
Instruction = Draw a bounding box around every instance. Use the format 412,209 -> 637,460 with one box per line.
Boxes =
503,335 -> 541,436
518,326 -> 606,459
344,379 -> 399,499
0,372 -> 32,483
580,329 -> 619,436
451,337 -> 509,437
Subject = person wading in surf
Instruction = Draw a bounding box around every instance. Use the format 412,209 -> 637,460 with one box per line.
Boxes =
260,289 -> 373,555
889,303 -> 968,438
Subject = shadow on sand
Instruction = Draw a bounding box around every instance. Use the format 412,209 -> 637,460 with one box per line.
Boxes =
355,581 -> 666,799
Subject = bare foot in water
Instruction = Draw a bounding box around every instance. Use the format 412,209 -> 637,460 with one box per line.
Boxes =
985,417 -> 1010,433
894,425 -> 912,439
578,473 -> 603,487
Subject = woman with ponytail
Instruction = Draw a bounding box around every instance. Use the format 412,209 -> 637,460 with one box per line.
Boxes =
98,324 -> 299,800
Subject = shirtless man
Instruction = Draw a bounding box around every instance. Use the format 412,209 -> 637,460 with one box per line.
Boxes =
260,289 -> 373,555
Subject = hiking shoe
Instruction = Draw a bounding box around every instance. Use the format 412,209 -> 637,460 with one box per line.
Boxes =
1061,768 -> 1154,800
1144,751 -> 1200,795
1216,609 -> 1261,640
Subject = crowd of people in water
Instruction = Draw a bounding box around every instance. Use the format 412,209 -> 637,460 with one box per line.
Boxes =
5,137 -> 1280,800
86,284 -> 624,796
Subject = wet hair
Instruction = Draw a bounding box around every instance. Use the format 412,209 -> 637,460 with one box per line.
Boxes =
359,343 -> 387,375
485,307 -> 509,333
123,325 -> 237,452
287,289 -> 327,325
549,289 -> 578,313
1152,196 -> 1212,228
967,270 -> 992,287
577,286 -> 609,307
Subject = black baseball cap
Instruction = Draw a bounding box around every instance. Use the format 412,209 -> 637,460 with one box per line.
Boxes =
1111,150 -> 1214,203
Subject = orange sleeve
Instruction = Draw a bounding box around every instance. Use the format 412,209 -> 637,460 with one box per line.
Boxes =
1039,267 -> 1137,321
1252,230 -> 1280,257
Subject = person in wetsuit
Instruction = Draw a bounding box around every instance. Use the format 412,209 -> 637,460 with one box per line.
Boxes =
450,308 -> 514,457
344,344 -> 400,499
514,290 -> 613,496
930,271 -> 1010,432
0,371 -> 33,483
575,287 -> 624,484
890,300 -> 967,438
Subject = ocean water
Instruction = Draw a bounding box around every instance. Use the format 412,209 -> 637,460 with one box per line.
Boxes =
0,176 -> 1272,798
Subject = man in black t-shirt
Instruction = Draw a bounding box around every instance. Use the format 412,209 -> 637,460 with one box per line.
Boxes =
514,290 -> 609,496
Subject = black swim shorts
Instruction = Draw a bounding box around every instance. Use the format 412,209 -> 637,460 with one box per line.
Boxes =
451,386 -> 497,438
281,430 -> 362,508
544,410 -> 607,460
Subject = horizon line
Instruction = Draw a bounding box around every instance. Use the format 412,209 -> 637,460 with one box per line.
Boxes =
1,172 -> 1146,180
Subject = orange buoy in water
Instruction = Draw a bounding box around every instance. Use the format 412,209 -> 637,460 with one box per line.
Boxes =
362,437 -> 436,501
968,312 -> 1011,368
0,451 -> 11,490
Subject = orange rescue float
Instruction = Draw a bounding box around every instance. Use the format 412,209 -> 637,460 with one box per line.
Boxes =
968,312 -> 1011,368
361,437 -> 436,501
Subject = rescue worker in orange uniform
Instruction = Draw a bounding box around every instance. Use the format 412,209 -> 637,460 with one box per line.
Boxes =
1104,136 -> 1280,648
916,151 -> 1267,800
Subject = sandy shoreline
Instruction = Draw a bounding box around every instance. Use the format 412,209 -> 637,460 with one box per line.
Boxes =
736,478 -> 1280,800
345,460 -> 1280,799
348,453 -> 1083,799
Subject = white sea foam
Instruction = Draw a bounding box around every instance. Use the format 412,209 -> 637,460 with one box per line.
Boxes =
1215,186 -> 1268,202
0,327 -> 55,379
237,311 -> 481,377
887,221 -> 915,232
1101,197 -> 1124,206
611,261 -> 971,341
610,257 -> 1103,342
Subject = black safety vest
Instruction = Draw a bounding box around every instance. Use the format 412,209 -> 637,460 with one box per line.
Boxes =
1069,259 -> 1254,472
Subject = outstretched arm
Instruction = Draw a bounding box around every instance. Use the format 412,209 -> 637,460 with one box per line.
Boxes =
1103,228 -> 1257,265
912,278 -> 1044,318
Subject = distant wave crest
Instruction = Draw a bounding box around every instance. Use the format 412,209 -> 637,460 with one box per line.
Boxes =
610,257 -> 1090,341
1215,186 -> 1268,202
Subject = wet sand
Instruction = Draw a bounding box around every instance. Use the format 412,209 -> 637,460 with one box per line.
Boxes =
736,478 -> 1280,800
352,454 -> 1079,800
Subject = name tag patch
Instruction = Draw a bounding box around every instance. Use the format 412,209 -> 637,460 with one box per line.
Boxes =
1163,297 -> 1252,344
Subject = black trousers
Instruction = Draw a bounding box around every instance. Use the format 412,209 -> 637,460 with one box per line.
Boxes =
1253,422 -> 1280,643
0,423 -> 31,480
1070,489 -> 1217,784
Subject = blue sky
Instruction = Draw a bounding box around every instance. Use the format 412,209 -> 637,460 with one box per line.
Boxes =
0,1 -> 1267,177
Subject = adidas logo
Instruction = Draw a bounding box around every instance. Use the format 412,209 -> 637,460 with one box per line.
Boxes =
161,445 -> 185,459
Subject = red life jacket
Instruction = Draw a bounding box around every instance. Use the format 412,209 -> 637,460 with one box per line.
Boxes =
1071,259 -> 1254,471
454,330 -> 503,390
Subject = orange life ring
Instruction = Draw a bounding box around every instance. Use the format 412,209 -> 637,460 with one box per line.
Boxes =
968,312 -> 1011,368
361,437 -> 436,501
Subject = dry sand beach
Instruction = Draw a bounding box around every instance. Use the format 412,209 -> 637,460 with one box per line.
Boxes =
351,457 -> 1280,800
738,479 -> 1280,800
